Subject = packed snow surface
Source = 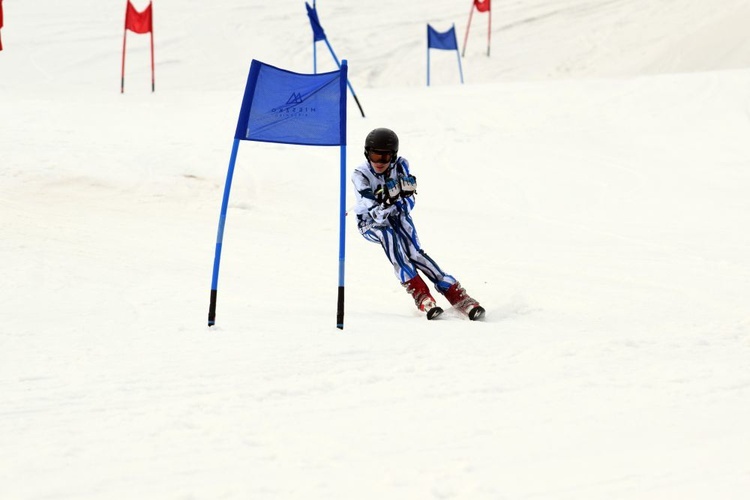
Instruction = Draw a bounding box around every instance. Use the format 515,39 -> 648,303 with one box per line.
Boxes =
1,1 -> 749,499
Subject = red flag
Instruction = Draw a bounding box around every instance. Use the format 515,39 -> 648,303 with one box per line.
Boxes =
474,0 -> 491,13
126,1 -> 152,34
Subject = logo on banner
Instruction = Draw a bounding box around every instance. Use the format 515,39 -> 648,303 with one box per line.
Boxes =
286,93 -> 304,105
272,92 -> 317,117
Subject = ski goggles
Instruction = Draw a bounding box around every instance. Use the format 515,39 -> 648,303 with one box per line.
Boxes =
368,150 -> 394,163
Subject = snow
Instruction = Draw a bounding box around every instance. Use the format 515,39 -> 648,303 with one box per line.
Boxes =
2,0 -> 750,499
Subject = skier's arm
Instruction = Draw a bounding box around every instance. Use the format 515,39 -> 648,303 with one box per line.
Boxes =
396,158 -> 417,211
352,170 -> 398,223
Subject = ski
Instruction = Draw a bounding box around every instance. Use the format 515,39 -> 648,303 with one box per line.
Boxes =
467,305 -> 485,321
426,306 -> 444,320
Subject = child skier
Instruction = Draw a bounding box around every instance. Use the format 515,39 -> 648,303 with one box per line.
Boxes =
351,128 -> 485,320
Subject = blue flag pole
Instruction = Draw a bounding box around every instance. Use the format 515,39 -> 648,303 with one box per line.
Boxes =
323,39 -> 365,118
337,141 -> 347,328
208,138 -> 240,326
456,50 -> 464,84
336,60 -> 349,329
313,0 -> 318,72
427,26 -> 431,86
453,24 -> 464,84
305,2 -> 364,117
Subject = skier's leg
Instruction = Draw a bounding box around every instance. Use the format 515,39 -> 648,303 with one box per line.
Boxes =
361,225 -> 418,282
391,213 -> 456,292
442,282 -> 485,320
392,214 -> 485,320
402,274 -> 443,319
360,223 -> 442,318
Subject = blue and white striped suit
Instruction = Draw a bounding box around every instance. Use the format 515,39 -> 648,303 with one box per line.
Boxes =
351,157 -> 456,292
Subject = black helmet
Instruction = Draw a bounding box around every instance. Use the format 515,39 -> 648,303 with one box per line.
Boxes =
364,128 -> 399,158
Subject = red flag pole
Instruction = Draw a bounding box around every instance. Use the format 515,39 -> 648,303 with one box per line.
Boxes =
121,6 -> 128,93
1,0 -> 5,52
150,2 -> 155,92
487,6 -> 492,56
462,3 -> 474,57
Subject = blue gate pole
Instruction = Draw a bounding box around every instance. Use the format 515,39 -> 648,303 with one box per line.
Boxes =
427,48 -> 431,86
336,60 -> 348,330
208,138 -> 241,326
336,143 -> 347,329
323,38 -> 365,117
426,25 -> 431,87
455,23 -> 464,84
313,0 -> 318,73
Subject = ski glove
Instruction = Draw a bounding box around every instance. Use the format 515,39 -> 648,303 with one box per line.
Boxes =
374,175 -> 416,205
369,203 -> 398,224
374,178 -> 401,207
374,186 -> 393,207
399,174 -> 417,198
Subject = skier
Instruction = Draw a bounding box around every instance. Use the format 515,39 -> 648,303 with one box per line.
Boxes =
351,127 -> 485,320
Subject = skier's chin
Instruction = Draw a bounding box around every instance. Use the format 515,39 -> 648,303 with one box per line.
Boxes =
372,163 -> 389,173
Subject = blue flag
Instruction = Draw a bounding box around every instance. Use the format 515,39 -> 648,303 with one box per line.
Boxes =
234,60 -> 347,146
305,2 -> 327,42
209,59 -> 350,328
427,24 -> 458,51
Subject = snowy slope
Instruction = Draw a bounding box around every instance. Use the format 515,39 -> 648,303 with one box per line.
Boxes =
1,1 -> 750,499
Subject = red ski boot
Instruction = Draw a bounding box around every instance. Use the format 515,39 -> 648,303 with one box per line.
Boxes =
403,275 -> 443,320
443,282 -> 485,320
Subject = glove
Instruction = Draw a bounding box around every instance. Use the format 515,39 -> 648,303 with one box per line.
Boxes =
374,186 -> 395,207
369,203 -> 398,224
399,174 -> 417,198
375,178 -> 401,207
